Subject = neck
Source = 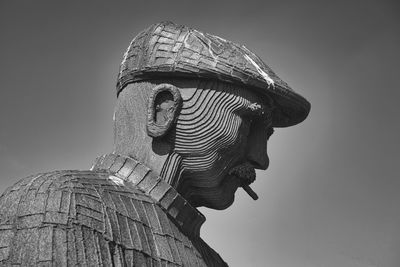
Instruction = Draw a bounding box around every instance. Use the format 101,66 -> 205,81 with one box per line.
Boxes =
114,131 -> 184,191
113,139 -> 170,179
92,153 -> 205,238
159,151 -> 183,187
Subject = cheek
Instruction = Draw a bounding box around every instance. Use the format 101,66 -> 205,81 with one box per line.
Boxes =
175,112 -> 245,157
214,115 -> 248,156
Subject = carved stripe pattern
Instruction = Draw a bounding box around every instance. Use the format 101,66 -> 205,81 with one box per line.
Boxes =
163,80 -> 269,208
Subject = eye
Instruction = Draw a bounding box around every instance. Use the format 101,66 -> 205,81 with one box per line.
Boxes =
245,115 -> 254,124
238,110 -> 254,125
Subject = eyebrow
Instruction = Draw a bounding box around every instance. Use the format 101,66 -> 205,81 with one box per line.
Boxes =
248,91 -> 274,111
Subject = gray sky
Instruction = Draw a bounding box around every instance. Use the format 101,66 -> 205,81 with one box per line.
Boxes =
1,0 -> 399,266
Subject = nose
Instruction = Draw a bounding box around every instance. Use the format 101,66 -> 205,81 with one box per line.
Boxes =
245,121 -> 270,170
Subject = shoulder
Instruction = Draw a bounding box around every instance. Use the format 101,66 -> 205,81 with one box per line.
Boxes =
0,169 -> 151,224
0,170 -> 208,266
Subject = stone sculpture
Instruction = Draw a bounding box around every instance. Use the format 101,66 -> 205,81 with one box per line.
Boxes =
0,22 -> 310,266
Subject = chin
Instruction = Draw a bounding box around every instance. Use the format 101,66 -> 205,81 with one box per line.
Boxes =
208,193 -> 236,210
185,177 -> 241,210
188,191 -> 237,210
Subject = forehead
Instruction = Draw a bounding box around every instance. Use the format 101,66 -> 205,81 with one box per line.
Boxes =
236,87 -> 270,106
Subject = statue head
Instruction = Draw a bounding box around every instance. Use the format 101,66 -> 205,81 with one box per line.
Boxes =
113,22 -> 310,210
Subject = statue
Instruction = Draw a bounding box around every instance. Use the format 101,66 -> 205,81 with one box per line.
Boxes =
0,22 -> 310,266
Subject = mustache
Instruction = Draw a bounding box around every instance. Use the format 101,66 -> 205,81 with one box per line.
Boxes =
228,162 -> 256,185
229,162 -> 258,200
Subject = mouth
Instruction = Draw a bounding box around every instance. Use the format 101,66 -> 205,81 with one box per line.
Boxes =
228,162 -> 258,200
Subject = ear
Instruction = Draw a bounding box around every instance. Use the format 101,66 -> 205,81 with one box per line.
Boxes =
147,84 -> 182,138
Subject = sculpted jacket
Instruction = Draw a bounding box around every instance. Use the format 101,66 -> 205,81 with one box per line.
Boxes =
0,154 -> 227,266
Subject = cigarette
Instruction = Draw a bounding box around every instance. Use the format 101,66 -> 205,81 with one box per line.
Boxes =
242,184 -> 258,200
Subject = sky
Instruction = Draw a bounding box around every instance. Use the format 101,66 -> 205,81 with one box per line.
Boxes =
0,0 -> 399,266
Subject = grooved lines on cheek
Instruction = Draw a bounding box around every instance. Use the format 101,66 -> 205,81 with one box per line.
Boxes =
175,91 -> 247,155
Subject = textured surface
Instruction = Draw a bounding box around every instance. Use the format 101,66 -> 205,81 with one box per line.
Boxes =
157,80 -> 272,209
0,164 -> 226,266
117,21 -> 310,127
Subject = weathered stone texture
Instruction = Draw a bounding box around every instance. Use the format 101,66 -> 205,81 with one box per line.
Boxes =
0,163 -> 224,266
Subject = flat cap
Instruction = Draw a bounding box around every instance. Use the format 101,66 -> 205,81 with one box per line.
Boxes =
117,21 -> 310,127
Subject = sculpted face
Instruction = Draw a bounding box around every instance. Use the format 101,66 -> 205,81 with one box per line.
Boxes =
113,80 -> 275,210
171,81 -> 274,209
115,21 -> 310,211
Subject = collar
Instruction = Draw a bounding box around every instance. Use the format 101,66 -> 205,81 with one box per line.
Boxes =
91,153 -> 205,238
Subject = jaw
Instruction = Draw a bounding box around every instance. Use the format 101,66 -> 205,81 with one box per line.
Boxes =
180,175 -> 242,210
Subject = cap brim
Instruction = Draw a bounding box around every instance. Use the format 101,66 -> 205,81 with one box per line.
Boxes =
257,84 -> 311,128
